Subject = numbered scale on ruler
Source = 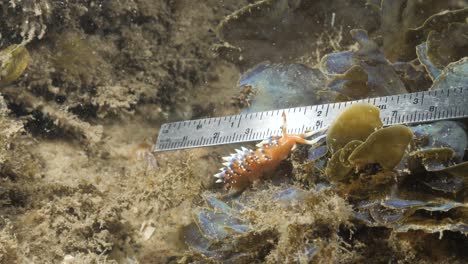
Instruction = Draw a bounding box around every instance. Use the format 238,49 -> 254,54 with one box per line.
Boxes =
154,87 -> 468,152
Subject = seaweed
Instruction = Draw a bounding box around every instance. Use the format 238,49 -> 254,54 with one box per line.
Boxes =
326,103 -> 382,153
1,0 -> 468,262
381,0 -> 466,61
0,44 -> 31,87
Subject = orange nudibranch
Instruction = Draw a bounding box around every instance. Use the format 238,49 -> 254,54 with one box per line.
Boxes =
214,112 -> 326,190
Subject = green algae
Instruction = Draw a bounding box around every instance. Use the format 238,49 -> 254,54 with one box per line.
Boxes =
339,140 -> 363,167
325,148 -> 353,181
326,103 -> 382,153
349,125 -> 414,170
0,44 -> 30,87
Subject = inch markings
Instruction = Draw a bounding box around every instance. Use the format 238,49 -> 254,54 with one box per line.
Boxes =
154,87 -> 468,152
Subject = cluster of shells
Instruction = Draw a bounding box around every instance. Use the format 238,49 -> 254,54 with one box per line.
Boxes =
182,0 -> 468,262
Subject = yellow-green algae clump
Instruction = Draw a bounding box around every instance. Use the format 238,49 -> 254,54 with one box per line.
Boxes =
325,103 -> 414,179
0,44 -> 30,87
326,103 -> 382,153
349,125 -> 413,170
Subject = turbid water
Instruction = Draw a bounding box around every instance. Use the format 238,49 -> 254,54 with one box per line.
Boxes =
0,1 -> 467,263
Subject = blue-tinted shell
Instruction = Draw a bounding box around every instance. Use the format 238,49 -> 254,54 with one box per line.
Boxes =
418,202 -> 465,212
410,121 -> 467,171
308,145 -> 328,162
381,199 -> 426,209
184,187 -> 320,259
421,173 -> 464,193
272,187 -> 308,206
320,29 -> 408,98
319,51 -> 354,75
194,208 -> 249,241
183,194 -> 252,259
307,132 -> 328,170
239,62 -> 327,113
300,244 -> 319,260
431,57 -> 468,90
355,198 -> 468,233
204,193 -> 236,215
416,42 -> 442,80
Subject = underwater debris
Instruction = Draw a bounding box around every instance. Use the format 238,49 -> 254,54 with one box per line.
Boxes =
0,44 -> 31,87
215,112 -> 326,190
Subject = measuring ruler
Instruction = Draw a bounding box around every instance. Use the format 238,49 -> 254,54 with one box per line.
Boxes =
154,87 -> 468,152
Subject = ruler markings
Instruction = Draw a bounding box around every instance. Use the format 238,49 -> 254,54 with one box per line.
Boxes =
154,88 -> 468,151
237,115 -> 242,128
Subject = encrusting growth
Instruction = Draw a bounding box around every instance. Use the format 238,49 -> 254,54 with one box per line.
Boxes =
215,112 -> 326,190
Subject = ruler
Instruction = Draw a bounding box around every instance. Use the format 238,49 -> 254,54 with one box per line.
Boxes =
154,87 -> 468,152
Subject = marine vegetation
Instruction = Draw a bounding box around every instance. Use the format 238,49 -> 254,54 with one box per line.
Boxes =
184,102 -> 468,262
0,44 -> 30,87
0,0 -> 467,263
180,1 -> 468,263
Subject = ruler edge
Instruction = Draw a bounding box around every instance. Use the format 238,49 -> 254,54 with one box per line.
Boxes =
154,87 -> 468,152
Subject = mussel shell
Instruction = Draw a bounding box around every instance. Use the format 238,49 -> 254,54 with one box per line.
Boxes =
409,121 -> 467,171
194,208 -> 249,241
239,62 -> 327,112
416,42 -> 442,80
